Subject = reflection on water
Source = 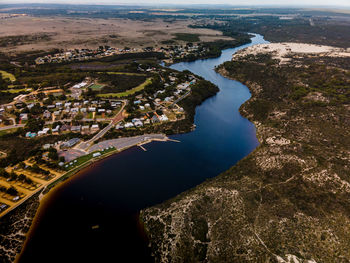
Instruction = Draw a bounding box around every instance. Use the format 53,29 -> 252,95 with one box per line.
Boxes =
18,34 -> 268,263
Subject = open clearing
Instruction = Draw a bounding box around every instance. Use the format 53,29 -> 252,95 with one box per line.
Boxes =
0,70 -> 16,82
0,16 -> 233,54
235,42 -> 350,63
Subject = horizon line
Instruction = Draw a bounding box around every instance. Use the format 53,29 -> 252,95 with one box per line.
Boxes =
1,2 -> 350,8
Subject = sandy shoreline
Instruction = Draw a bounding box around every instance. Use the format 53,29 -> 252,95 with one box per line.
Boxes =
0,134 -> 169,263
234,42 -> 350,63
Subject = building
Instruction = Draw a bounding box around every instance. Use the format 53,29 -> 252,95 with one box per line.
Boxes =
93,152 -> 101,158
61,138 -> 80,149
43,110 -> 51,119
61,124 -> 71,132
71,126 -> 81,132
82,125 -> 90,133
151,115 -> 160,123
91,124 -> 100,132
134,120 -> 143,127
25,132 -> 37,138
159,114 -> 169,122
52,125 -> 60,133
19,113 -> 28,121
72,82 -> 87,89
124,122 -> 134,128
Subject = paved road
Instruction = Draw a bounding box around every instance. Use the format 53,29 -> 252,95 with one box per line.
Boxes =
88,134 -> 167,153
0,124 -> 25,131
75,101 -> 126,151
171,90 -> 191,107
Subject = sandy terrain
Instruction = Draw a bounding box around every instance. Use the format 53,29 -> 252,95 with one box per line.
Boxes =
234,42 -> 350,63
0,16 -> 232,54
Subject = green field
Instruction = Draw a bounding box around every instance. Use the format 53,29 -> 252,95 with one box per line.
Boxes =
89,84 -> 105,91
105,72 -> 146,76
0,70 -> 16,82
0,128 -> 18,137
97,77 -> 152,98
7,88 -> 32,93
65,147 -> 116,171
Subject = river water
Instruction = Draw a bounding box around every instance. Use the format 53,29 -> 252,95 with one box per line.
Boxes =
18,34 -> 268,263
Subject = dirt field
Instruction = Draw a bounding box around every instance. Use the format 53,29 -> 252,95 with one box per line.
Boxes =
0,16 -> 233,54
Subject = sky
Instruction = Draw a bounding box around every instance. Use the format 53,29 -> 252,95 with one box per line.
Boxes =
3,0 -> 350,7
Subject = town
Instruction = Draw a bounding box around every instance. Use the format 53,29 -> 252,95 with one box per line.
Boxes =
34,43 -> 211,65
0,57 -> 206,217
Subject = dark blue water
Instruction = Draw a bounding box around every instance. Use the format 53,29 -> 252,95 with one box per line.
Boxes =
18,34 -> 268,263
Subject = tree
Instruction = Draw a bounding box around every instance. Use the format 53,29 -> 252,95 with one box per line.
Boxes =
48,151 -> 58,161
29,103 -> 43,115
74,113 -> 84,121
10,172 -> 17,181
0,168 -> 9,178
6,186 -> 18,196
25,118 -> 44,132
18,173 -> 26,182
18,162 -> 25,169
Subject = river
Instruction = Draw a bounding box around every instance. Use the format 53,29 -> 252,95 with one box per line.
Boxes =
18,34 -> 268,263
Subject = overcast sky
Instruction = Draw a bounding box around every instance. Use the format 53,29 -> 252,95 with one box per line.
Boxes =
3,0 -> 350,7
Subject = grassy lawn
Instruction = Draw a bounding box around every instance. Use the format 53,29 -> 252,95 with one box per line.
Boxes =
0,128 -> 18,137
173,33 -> 200,42
89,84 -> 105,91
97,77 -> 152,98
0,70 -> 16,82
7,88 -> 32,93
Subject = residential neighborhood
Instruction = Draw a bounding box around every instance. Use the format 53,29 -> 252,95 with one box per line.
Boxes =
0,55 -> 207,219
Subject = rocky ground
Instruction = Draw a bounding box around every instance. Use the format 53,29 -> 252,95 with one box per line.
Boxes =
141,45 -> 350,262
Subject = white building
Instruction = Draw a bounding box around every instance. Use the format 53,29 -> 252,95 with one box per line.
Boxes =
124,122 -> 134,128
159,114 -> 169,122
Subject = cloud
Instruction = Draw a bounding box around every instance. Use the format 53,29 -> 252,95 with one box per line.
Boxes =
4,0 -> 350,6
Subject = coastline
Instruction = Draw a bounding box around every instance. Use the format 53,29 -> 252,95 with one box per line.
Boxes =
1,38 -> 243,263
0,134 -> 168,263
141,47 -> 350,262
140,67 -> 264,262
163,38 -> 252,66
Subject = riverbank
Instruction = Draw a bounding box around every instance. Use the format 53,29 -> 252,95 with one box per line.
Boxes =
0,77 -> 219,263
9,34 -> 267,263
141,44 -> 350,262
0,133 -> 168,263
164,38 -> 252,66
1,77 -> 219,263
0,60 -> 221,263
